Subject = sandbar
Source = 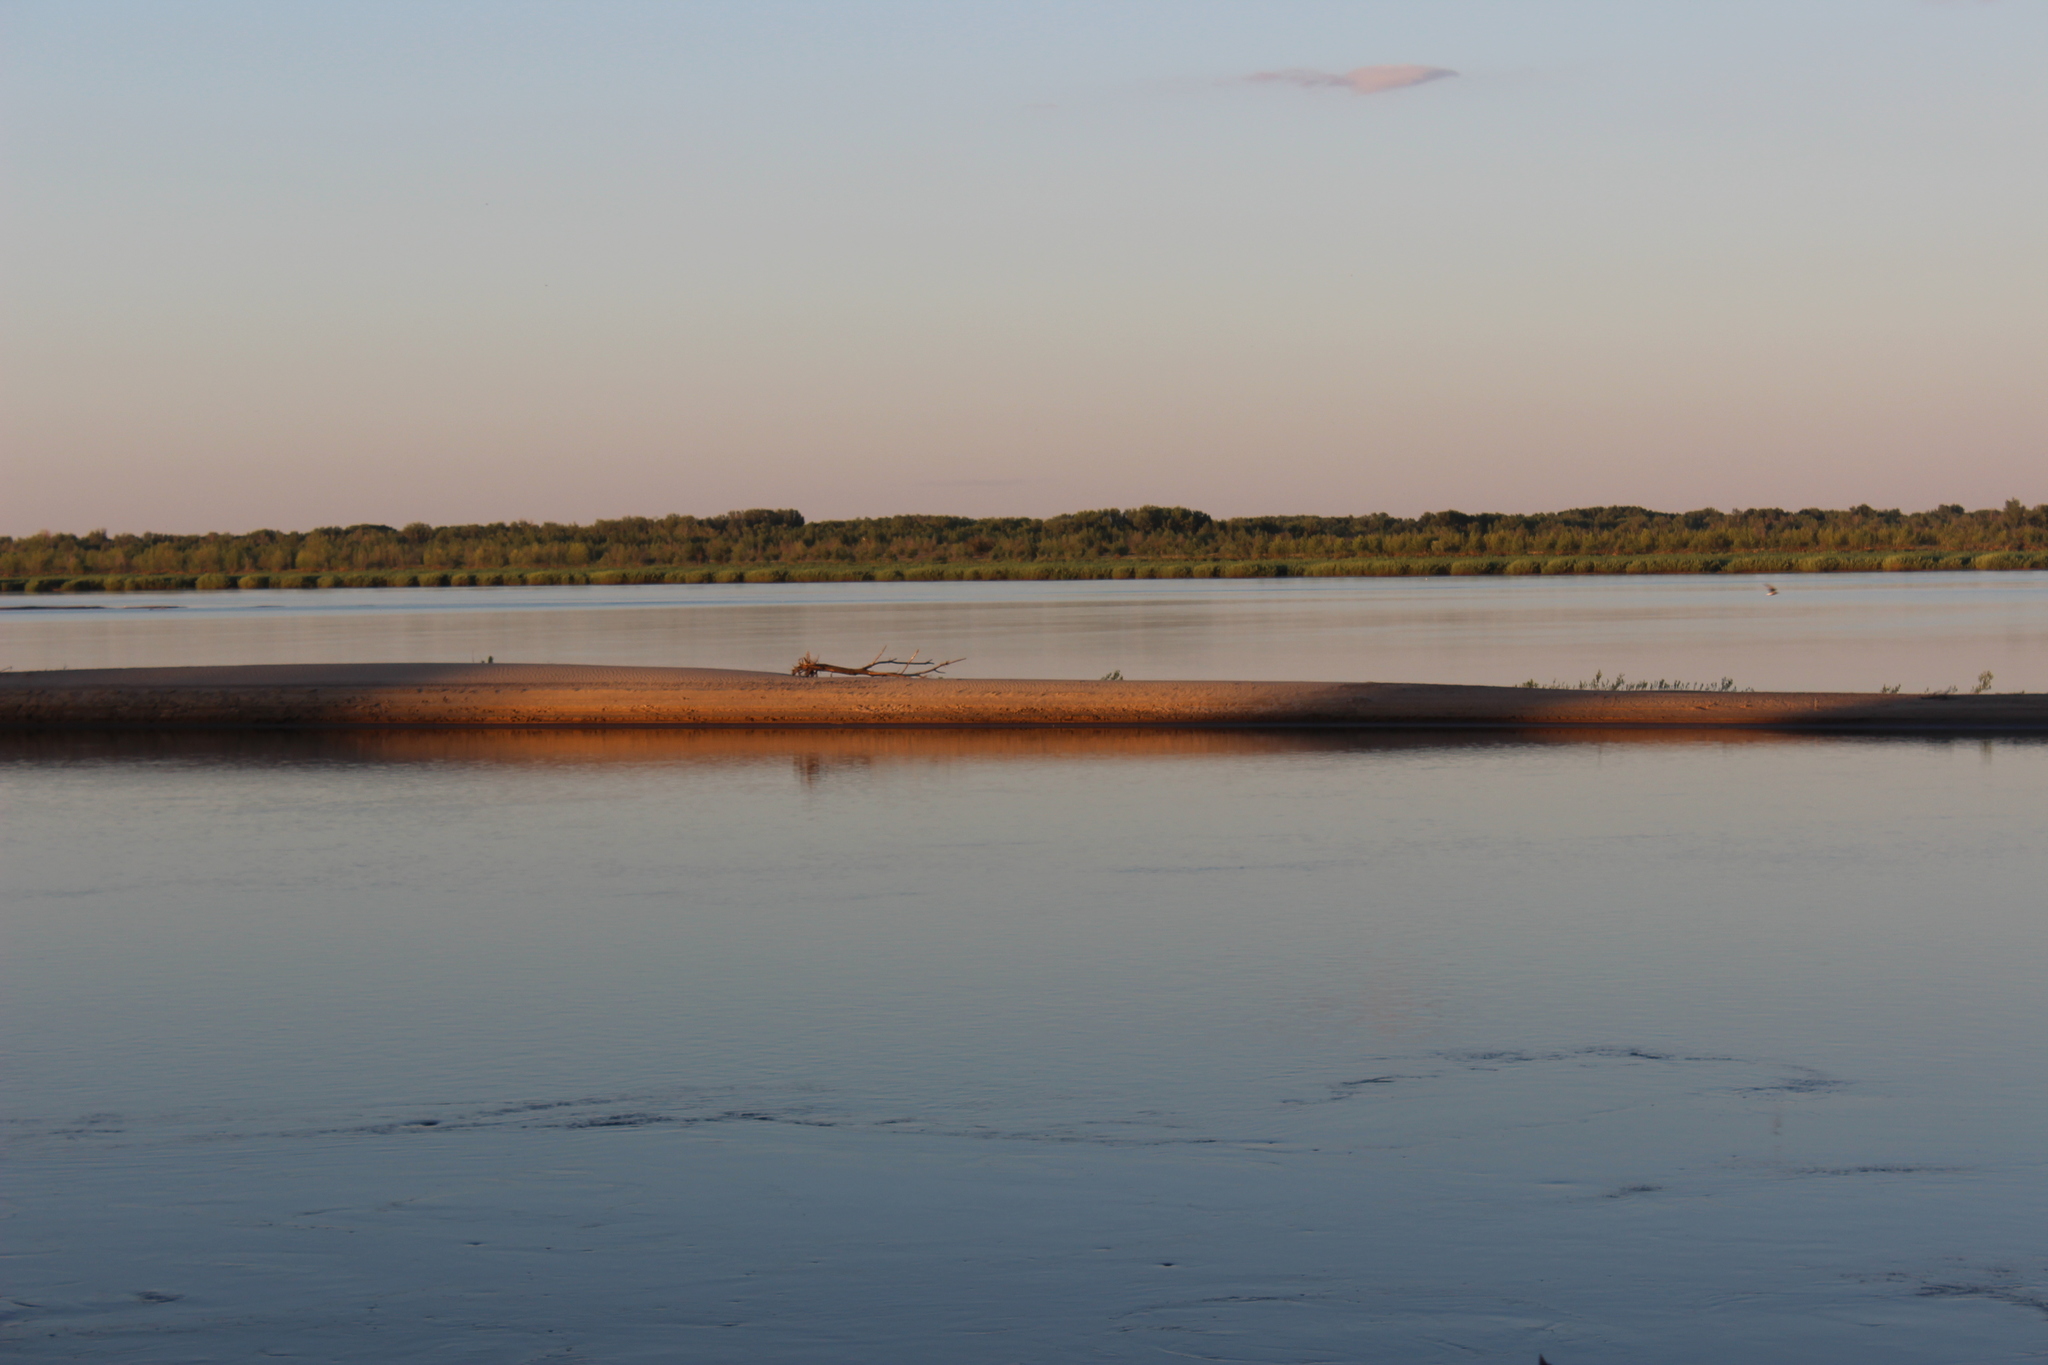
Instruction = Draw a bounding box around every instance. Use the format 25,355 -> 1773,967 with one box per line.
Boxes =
2,663 -> 2044,732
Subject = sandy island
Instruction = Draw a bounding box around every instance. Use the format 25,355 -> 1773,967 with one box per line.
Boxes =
3,663 -> 2045,731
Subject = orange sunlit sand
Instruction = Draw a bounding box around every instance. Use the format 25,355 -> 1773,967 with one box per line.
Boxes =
3,663 -> 2044,732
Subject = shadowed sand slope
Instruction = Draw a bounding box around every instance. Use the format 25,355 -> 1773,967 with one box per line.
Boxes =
3,663 -> 2046,731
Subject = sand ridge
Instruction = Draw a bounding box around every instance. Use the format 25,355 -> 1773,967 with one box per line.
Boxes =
4,662 -> 2046,731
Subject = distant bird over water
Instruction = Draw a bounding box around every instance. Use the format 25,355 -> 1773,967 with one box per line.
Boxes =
1764,584 -> 1779,595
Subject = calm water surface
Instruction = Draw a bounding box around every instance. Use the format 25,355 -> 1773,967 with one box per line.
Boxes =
4,579 -> 2046,1363
6,570 -> 2047,691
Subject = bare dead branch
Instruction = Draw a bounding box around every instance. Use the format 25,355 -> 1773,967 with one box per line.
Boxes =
791,648 -> 964,679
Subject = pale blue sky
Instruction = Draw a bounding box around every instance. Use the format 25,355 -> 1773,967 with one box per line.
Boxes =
4,0 -> 2043,533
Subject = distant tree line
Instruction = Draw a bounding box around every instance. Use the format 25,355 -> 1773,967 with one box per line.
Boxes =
4,502 -> 2043,581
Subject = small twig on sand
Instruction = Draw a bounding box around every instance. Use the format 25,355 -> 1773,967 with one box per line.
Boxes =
791,648 -> 963,679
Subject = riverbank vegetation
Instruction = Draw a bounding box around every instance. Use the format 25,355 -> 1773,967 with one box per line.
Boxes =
5,502 -> 2044,593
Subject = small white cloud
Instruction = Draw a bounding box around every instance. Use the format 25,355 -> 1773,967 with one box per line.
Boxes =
1249,64 -> 1458,95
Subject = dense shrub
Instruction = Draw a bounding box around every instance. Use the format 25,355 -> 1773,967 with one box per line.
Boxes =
9,501 -> 2045,595
1974,551 -> 2042,570
9,501 -> 2041,586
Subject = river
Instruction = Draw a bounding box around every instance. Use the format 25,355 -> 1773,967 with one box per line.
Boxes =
4,574 -> 2046,1362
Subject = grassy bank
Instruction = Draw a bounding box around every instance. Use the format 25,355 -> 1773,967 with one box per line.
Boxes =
7,549 -> 2047,595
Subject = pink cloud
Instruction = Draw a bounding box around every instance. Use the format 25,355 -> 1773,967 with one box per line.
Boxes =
1250,64 -> 1458,95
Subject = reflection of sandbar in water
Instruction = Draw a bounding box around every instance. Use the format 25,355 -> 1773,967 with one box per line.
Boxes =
0,722 -> 1966,771
7,663 -> 2048,733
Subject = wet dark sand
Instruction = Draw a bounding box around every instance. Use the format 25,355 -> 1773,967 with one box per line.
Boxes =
3,663 -> 2045,731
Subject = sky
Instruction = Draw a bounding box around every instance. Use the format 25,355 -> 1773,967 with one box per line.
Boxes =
3,0 -> 2044,535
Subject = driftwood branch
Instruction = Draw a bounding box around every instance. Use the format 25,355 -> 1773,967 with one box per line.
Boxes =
791,648 -> 963,679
